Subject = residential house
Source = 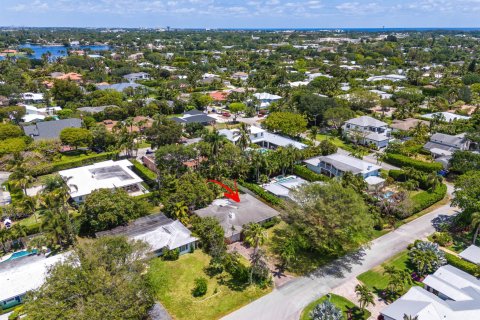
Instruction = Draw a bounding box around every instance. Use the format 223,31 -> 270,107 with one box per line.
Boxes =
342,116 -> 392,148
458,245 -> 480,265
123,72 -> 151,83
367,74 -> 406,82
96,82 -> 145,92
96,213 -> 197,256
231,72 -> 249,81
390,118 -> 430,132
253,92 -> 282,109
381,265 -> 480,320
209,91 -> 229,102
22,105 -> 62,123
171,110 -> 216,126
23,118 -> 82,140
422,112 -> 471,122
219,126 -> 307,150
128,53 -> 144,61
194,194 -> 280,242
369,89 -> 393,100
21,92 -> 44,104
0,253 -> 67,310
423,133 -> 471,159
262,175 -> 309,201
59,160 -> 147,203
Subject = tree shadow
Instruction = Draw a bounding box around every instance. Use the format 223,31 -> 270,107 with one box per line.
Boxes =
308,249 -> 367,279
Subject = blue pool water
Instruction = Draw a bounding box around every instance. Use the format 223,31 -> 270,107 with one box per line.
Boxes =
0,44 -> 110,61
2,249 -> 37,262
384,191 -> 395,199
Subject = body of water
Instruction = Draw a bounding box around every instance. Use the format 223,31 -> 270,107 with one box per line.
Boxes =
0,44 -> 110,61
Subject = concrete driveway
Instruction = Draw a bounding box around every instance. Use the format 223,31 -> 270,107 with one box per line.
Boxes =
222,185 -> 457,320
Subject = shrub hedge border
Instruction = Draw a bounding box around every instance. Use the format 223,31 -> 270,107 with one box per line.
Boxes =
384,153 -> 442,172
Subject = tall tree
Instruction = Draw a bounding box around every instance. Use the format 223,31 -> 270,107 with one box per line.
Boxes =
355,284 -> 375,311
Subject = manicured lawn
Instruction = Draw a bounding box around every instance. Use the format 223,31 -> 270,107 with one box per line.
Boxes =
301,293 -> 370,320
357,250 -> 420,296
148,251 -> 271,320
316,134 -> 348,149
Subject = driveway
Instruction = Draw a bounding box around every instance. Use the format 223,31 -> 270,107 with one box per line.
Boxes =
363,153 -> 400,171
222,185 -> 457,320
0,171 -> 11,206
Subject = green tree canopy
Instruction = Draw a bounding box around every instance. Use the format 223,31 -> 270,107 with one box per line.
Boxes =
23,236 -> 154,320
452,171 -> 480,215
145,116 -> 183,148
0,123 -> 23,140
263,111 -> 307,137
81,188 -> 149,233
51,79 -> 83,106
59,127 -> 93,149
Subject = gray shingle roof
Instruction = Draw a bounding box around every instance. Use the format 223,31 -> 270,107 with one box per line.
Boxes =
96,83 -> 145,92
23,118 -> 82,140
345,116 -> 388,128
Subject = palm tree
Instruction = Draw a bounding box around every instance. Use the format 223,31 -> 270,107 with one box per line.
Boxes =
243,223 -> 266,284
234,123 -> 251,151
10,163 -> 35,196
470,212 -> 480,245
173,202 -> 189,225
426,172 -> 441,190
203,128 -> 225,159
308,126 -> 319,142
19,195 -> 38,223
383,265 -> 413,297
355,284 -> 375,311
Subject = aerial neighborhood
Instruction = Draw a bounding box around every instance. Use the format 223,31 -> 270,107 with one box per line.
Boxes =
0,25 -> 479,320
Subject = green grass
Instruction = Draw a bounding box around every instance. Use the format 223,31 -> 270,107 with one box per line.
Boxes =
148,251 -> 271,320
301,294 -> 370,320
315,134 -> 348,149
357,250 -> 420,297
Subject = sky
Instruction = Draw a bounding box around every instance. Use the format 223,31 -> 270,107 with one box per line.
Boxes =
1,0 -> 480,29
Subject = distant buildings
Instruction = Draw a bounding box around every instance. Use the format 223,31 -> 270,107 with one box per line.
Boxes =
381,265 -> 480,320
59,160 -> 147,203
123,72 -> 150,83
21,92 -> 44,104
367,74 -> 406,82
422,112 -> 471,122
96,82 -> 145,92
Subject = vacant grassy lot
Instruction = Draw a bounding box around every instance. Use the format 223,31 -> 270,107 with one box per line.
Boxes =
301,293 -> 370,320
357,250 -> 420,296
148,250 -> 271,320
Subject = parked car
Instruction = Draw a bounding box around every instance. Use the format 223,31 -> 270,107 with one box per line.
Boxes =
222,112 -> 231,117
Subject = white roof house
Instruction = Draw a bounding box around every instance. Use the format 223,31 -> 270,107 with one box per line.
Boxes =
367,74 -> 407,82
96,213 -> 197,255
304,153 -> 382,179
253,92 -> 282,108
381,265 -> 480,320
219,126 -> 307,150
263,175 -> 309,201
422,112 -> 471,122
459,245 -> 480,265
59,160 -> 146,203
0,253 -> 67,307
21,92 -> 44,102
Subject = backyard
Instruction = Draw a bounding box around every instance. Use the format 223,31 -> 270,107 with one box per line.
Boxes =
147,250 -> 271,320
300,293 -> 370,320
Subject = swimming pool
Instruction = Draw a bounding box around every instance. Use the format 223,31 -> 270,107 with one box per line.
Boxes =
384,191 -> 395,199
2,249 -> 37,263
276,176 -> 296,184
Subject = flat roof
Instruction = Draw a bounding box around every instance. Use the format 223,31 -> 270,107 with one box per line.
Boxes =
304,153 -> 381,175
459,245 -> 480,265
59,159 -> 143,198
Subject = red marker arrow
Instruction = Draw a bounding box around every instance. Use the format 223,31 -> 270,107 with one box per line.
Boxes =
207,179 -> 241,203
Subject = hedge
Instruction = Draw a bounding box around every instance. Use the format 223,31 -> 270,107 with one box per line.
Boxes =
238,180 -> 282,205
388,169 -> 431,190
444,252 -> 479,276
293,165 -> 329,182
384,153 -> 442,172
30,152 -> 119,176
409,183 -> 447,214
130,159 -> 157,188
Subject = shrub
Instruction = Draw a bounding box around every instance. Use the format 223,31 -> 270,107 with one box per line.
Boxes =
409,184 -> 447,214
431,232 -> 453,247
293,165 -> 329,182
444,252 -> 479,276
238,180 -> 282,205
30,152 -> 118,176
130,159 -> 157,188
408,241 -> 446,276
162,248 -> 180,261
384,153 -> 442,172
192,277 -> 208,297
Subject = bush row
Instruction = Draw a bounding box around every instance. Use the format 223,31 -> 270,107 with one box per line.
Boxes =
30,152 -> 119,176
409,184 -> 447,214
384,153 -> 442,172
130,159 -> 157,188
293,165 -> 329,182
238,180 -> 282,205
388,169 -> 432,190
444,252 -> 479,276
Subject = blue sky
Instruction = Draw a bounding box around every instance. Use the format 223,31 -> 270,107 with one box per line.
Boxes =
1,0 -> 479,28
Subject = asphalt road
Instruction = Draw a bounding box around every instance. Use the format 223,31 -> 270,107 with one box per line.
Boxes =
222,184 -> 457,320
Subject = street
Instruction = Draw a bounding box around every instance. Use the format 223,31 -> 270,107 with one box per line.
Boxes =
222,184 -> 457,320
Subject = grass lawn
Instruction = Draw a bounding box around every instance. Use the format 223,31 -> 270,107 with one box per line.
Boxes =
357,250 -> 420,297
301,293 -> 370,320
148,251 -> 271,320
316,134 -> 348,149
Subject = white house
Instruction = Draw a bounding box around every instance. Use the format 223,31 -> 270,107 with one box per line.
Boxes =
96,213 -> 197,256
231,72 -> 249,81
342,116 -> 392,148
219,126 -> 307,150
123,72 -> 150,83
59,160 -> 147,203
22,105 -> 62,123
422,112 -> 471,122
21,92 -> 44,104
381,265 -> 480,320
367,74 -> 407,82
303,152 -> 383,184
369,89 -> 393,100
0,253 -> 67,310
458,245 -> 480,265
253,92 -> 282,109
